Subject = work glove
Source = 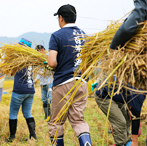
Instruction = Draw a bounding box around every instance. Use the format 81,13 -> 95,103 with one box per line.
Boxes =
91,82 -> 98,91
43,61 -> 54,71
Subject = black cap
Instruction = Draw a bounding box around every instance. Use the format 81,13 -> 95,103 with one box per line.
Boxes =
54,4 -> 76,18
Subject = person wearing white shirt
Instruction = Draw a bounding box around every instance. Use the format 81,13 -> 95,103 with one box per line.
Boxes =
34,45 -> 53,120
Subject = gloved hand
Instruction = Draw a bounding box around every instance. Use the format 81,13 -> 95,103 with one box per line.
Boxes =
91,82 -> 98,91
43,61 -> 54,71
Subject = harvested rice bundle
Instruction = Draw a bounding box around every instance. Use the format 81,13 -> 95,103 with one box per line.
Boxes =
0,43 -> 52,76
75,20 -> 147,91
77,21 -> 121,72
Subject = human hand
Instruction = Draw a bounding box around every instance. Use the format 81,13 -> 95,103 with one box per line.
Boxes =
91,82 -> 98,91
33,78 -> 38,85
127,105 -> 132,120
128,110 -> 132,121
43,61 -> 54,71
43,61 -> 48,65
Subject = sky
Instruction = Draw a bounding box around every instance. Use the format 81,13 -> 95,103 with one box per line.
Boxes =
0,0 -> 134,37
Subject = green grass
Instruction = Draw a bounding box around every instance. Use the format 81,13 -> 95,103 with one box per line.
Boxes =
0,80 -> 146,146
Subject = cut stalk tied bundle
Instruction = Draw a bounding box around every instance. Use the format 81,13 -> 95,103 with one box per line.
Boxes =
0,43 -> 52,76
75,20 -> 147,91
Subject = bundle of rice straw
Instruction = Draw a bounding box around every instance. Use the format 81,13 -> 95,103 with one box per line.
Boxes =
0,43 -> 52,76
75,20 -> 147,92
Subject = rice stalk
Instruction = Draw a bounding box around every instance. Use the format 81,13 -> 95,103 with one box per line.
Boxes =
75,20 -> 147,91
0,43 -> 52,76
102,76 -> 117,146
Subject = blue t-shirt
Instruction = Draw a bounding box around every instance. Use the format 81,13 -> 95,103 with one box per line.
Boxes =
96,77 -> 146,112
13,67 -> 35,94
49,25 -> 85,86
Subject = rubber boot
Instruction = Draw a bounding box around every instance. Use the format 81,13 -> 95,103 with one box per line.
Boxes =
43,103 -> 50,120
26,117 -> 37,140
51,135 -> 64,146
6,119 -> 17,142
78,132 -> 92,146
43,107 -> 48,120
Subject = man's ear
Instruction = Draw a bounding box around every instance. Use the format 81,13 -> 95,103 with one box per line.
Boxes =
60,15 -> 64,22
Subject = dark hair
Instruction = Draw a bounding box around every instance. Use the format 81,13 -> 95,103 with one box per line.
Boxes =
61,15 -> 76,23
35,45 -> 45,51
54,4 -> 76,23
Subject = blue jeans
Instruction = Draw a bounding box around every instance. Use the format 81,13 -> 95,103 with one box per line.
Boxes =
41,83 -> 52,106
9,92 -> 34,119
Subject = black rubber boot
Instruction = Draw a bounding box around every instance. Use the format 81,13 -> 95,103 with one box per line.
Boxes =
26,117 -> 37,140
43,103 -> 50,120
5,119 -> 17,142
51,135 -> 64,146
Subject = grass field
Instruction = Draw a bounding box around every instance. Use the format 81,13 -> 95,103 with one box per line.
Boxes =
0,80 -> 146,146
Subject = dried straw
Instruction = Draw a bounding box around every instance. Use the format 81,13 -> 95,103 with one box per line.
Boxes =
0,43 -> 52,76
75,20 -> 147,91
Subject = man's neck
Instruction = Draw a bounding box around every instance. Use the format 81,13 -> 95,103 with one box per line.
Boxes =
62,23 -> 76,28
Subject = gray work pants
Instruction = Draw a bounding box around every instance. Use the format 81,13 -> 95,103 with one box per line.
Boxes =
94,93 -> 131,145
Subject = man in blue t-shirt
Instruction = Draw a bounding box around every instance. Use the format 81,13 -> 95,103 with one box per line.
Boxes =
95,0 -> 147,146
6,38 -> 37,142
48,4 -> 91,146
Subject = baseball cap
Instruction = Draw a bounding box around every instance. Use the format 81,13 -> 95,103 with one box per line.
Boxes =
54,4 -> 76,18
19,38 -> 32,47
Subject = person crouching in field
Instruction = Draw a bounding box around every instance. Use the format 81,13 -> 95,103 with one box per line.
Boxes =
34,45 -> 53,121
6,38 -> 37,142
95,0 -> 147,146
95,80 -> 146,146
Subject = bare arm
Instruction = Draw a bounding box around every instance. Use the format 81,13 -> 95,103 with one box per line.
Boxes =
130,107 -> 141,146
33,77 -> 38,84
131,135 -> 138,146
48,50 -> 58,69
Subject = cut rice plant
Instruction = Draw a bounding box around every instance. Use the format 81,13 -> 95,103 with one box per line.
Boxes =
0,43 -> 53,76
75,20 -> 147,92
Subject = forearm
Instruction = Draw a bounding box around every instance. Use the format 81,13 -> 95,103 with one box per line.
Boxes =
48,61 -> 57,69
110,0 -> 147,49
48,50 -> 58,69
131,135 -> 138,146
33,78 -> 38,84
130,107 -> 141,146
